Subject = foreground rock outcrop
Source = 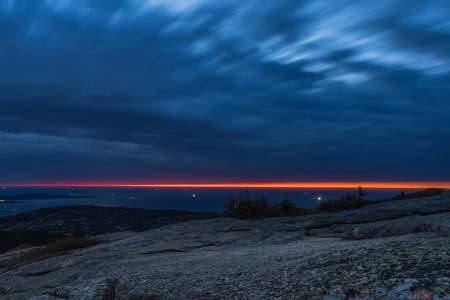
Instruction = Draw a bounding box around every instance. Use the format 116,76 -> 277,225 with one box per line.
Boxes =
1,193 -> 449,299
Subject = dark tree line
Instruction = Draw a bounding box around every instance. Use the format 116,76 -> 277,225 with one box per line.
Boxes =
222,187 -> 444,219
316,186 -> 371,213
222,190 -> 314,219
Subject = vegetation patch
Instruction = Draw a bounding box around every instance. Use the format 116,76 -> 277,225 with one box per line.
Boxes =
391,188 -> 445,200
103,278 -> 120,300
222,190 -> 315,219
221,187 -> 446,219
0,230 -> 65,254
0,236 -> 104,272
317,186 -> 370,213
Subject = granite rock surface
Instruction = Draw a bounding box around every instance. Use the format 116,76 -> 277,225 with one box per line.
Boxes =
1,193 -> 449,299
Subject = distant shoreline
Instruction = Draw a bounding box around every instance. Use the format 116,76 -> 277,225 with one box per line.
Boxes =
0,193 -> 97,200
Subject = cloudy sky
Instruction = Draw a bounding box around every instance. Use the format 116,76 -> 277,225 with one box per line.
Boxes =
1,0 -> 449,184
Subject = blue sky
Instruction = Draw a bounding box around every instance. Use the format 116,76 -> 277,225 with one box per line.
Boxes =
0,0 -> 449,183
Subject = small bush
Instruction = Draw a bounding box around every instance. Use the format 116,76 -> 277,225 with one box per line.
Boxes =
103,278 -> 120,300
278,194 -> 294,212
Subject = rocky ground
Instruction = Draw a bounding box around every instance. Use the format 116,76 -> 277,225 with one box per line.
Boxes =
0,193 -> 449,299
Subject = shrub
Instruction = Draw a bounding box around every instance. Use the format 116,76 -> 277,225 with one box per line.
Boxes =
278,194 -> 294,212
223,190 -> 272,216
317,186 -> 371,213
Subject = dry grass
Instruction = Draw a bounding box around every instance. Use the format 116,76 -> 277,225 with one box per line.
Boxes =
0,230 -> 65,254
6,244 -> 34,253
0,236 -> 104,271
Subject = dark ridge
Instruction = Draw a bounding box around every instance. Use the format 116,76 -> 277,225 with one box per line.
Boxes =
0,205 -> 218,235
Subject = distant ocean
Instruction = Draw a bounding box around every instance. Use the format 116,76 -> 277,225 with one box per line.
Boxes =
0,187 -> 415,218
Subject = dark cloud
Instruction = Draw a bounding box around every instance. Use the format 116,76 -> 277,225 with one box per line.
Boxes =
0,0 -> 449,183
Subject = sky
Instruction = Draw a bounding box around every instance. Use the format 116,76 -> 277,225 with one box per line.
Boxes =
0,0 -> 449,185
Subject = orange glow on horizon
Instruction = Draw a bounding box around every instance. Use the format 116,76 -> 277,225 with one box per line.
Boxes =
2,182 -> 450,189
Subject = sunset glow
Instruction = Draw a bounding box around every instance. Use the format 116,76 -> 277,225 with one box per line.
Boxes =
4,182 -> 450,189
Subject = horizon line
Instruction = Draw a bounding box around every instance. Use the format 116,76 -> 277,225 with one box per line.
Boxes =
2,182 -> 450,189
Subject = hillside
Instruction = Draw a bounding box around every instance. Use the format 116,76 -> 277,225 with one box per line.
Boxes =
0,192 -> 449,299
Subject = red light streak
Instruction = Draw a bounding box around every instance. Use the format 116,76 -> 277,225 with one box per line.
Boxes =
2,182 -> 450,189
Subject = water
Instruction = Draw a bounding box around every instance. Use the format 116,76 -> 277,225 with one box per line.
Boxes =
0,187 -> 412,218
